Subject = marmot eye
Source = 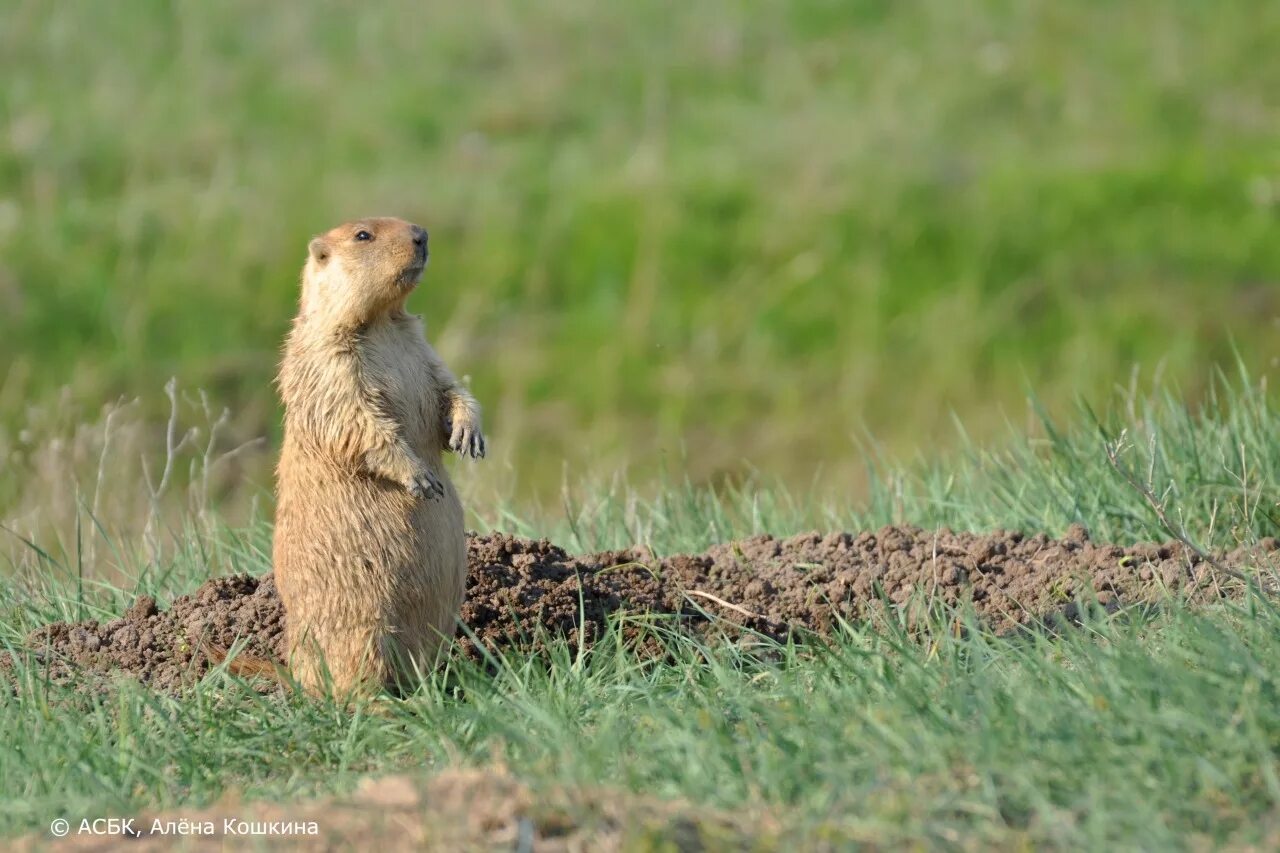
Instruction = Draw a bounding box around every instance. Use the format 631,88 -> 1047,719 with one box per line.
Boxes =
354,230 -> 373,242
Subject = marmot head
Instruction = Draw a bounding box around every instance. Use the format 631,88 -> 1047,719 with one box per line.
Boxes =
299,217 -> 429,323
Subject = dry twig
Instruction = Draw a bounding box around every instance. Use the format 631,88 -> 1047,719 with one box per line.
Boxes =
683,589 -> 764,621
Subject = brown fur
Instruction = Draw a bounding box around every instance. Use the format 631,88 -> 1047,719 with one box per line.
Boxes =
271,217 -> 485,697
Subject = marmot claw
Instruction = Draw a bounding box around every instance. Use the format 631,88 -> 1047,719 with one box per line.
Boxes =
448,420 -> 486,460
406,469 -> 443,500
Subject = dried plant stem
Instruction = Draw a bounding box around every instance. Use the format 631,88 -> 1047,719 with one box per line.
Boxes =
683,589 -> 763,620
1103,429 -> 1271,594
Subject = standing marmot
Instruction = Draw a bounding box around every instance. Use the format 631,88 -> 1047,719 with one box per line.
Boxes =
272,216 -> 485,696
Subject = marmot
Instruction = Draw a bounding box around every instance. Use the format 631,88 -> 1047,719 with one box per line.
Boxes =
271,216 -> 485,696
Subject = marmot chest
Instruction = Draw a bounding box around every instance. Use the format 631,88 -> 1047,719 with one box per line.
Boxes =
358,319 -> 442,451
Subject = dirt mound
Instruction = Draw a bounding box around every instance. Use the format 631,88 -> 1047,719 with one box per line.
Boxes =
13,766 -> 763,851
6,525 -> 1276,691
15,574 -> 285,693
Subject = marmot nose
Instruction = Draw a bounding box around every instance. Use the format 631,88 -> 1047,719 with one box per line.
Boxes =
411,226 -> 427,248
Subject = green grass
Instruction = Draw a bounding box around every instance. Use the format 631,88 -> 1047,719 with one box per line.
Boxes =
3,0 -> 1279,496
4,600 -> 1278,848
3,378 -> 1280,848
4,3 -> 1280,840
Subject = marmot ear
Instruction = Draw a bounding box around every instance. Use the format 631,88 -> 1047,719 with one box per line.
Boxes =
308,237 -> 330,265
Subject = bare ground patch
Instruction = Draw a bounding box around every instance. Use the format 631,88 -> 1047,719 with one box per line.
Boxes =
5,525 -> 1277,690
11,766 -> 767,851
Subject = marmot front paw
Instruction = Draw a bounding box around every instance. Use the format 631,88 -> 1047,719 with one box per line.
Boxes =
446,416 -> 486,460
405,468 -> 444,500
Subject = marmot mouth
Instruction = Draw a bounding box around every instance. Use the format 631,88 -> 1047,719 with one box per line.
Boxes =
398,262 -> 426,289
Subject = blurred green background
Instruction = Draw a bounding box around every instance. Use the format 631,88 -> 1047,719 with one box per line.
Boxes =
2,0 -> 1278,502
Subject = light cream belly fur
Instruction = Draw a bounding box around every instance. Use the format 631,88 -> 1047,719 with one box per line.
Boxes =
274,320 -> 467,695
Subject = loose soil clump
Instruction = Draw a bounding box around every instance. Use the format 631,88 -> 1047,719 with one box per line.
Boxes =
6,525 -> 1276,691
